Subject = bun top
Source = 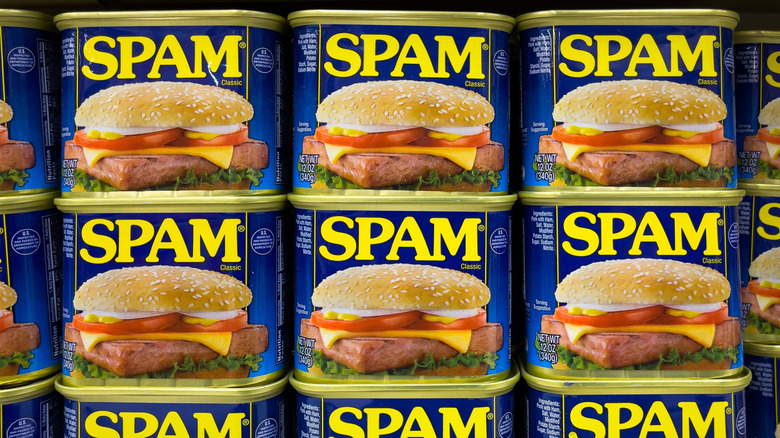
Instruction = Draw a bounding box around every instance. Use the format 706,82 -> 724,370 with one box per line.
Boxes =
75,81 -> 254,128
316,80 -> 494,128
311,263 -> 490,311
0,281 -> 17,310
553,79 -> 727,125
749,247 -> 780,279
555,258 -> 730,305
74,266 -> 252,313
759,97 -> 780,128
0,100 -> 12,124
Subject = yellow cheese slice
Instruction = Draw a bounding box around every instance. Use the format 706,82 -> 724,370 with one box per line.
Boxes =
755,293 -> 780,312
562,142 -> 712,167
319,328 -> 472,353
324,143 -> 477,170
82,145 -> 234,168
564,323 -> 716,348
80,331 -> 233,355
766,141 -> 780,159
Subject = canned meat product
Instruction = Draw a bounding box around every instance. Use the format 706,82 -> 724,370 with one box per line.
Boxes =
516,10 -> 740,189
744,342 -> 780,438
520,189 -> 744,378
288,10 -> 513,194
55,194 -> 288,387
292,366 -> 518,438
54,10 -> 289,195
0,374 -> 63,437
735,31 -> 780,183
0,192 -> 62,386
289,193 -> 514,381
523,364 -> 750,437
57,372 -> 288,438
0,10 -> 61,194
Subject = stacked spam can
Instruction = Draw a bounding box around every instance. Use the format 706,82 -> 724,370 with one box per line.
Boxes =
0,9 -> 65,436
734,29 -> 780,437
285,10 -> 519,436
51,10 -> 291,436
516,10 -> 753,436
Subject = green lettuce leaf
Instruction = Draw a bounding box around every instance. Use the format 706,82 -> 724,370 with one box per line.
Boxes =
312,350 -> 498,375
747,312 -> 780,334
758,160 -> 780,179
314,165 -> 501,191
557,345 -> 740,370
0,169 -> 30,188
0,351 -> 34,369
73,168 -> 263,192
72,353 -> 262,378
553,163 -> 734,187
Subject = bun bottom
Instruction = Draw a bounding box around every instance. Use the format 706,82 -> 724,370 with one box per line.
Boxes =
0,364 -> 20,377
173,366 -> 251,379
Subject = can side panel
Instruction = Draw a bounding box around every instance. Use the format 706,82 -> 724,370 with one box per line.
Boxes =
4,383 -> 63,437
744,352 -> 779,438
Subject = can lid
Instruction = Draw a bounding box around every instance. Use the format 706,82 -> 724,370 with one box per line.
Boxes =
53,10 -> 289,33
744,341 -> 780,357
0,191 -> 58,213
288,193 -> 517,211
515,9 -> 739,30
739,181 -> 780,196
735,30 -> 780,43
0,373 -> 58,404
518,188 -> 744,206
55,193 -> 288,213
0,9 -> 56,31
287,9 -> 515,33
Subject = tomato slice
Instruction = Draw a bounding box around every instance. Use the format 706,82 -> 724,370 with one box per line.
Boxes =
648,124 -> 724,145
551,125 -> 661,147
166,125 -> 249,147
404,309 -> 487,330
409,126 -> 491,148
313,125 -> 426,148
747,279 -> 780,299
72,312 -> 181,335
553,305 -> 666,327
0,310 -> 13,332
0,127 -> 8,145
166,310 -> 248,333
758,127 -> 780,144
650,303 -> 729,325
310,310 -> 421,332
73,128 -> 183,151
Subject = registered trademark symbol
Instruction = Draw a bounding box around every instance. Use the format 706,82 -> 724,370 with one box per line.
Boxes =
487,413 -> 494,420
242,419 -> 250,426
482,43 -> 489,50
726,408 -> 732,414
478,225 -> 486,232
238,225 -> 246,232
240,42 -> 247,49
714,42 -> 720,48
718,219 -> 725,226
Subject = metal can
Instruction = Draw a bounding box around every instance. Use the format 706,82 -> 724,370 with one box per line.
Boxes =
516,10 -> 740,189
520,189 -> 744,378
54,10 -> 289,195
289,193 -> 515,381
0,192 -> 62,387
292,366 -> 518,438
744,342 -> 780,438
288,10 -> 513,194
0,10 -> 61,195
57,372 -> 289,438
0,374 -> 63,437
523,364 -> 750,437
55,194 -> 288,387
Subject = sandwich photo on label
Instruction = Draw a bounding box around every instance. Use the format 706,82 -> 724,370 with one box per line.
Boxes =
303,80 -> 504,191
540,79 -> 735,187
64,81 -> 269,191
743,247 -> 780,335
541,258 -> 740,370
65,266 -> 268,379
0,281 -> 39,376
299,263 -> 503,376
0,99 -> 34,190
743,97 -> 780,179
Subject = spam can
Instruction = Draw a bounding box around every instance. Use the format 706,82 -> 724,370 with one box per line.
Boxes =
523,364 -> 750,438
288,10 -> 513,194
516,10 -> 740,189
54,10 -> 289,195
520,189 -> 744,378
0,192 -> 62,386
57,372 -> 289,438
289,193 -> 514,381
743,342 -> 780,438
292,366 -> 518,438
735,31 -> 780,183
0,10 -> 61,194
0,374 -> 64,438
55,194 -> 289,387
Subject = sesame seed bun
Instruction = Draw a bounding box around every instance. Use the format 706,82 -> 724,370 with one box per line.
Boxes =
315,80 -> 495,128
0,281 -> 17,309
311,263 -> 490,311
0,100 -> 12,124
73,265 -> 252,313
749,247 -> 780,279
554,258 -> 730,305
74,81 -> 254,129
759,97 -> 780,128
552,79 -> 727,126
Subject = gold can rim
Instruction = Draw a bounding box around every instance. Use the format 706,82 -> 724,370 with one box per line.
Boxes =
515,9 -> 739,30
55,193 -> 287,212
54,10 -> 289,33
287,193 -> 517,211
0,373 -> 58,405
518,188 -> 744,206
744,341 -> 780,357
287,9 -> 514,33
737,182 -> 780,197
735,30 -> 780,44
0,9 -> 56,31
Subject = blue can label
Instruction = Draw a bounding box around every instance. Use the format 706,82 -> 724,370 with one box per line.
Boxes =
292,203 -> 513,379
744,352 -> 779,438
519,22 -> 737,188
735,40 -> 780,182
291,20 -> 511,193
59,22 -> 288,193
60,209 -> 287,385
0,25 -> 60,193
2,379 -> 63,438
523,201 -> 743,376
